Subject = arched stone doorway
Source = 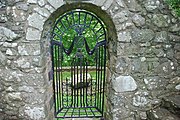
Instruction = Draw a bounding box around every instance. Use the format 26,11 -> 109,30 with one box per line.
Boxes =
42,2 -> 117,120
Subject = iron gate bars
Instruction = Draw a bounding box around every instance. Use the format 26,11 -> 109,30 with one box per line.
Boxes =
51,9 -> 106,119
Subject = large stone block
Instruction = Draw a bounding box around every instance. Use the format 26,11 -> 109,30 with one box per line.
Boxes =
24,106 -> 45,120
26,27 -> 41,41
152,14 -> 169,28
131,29 -> 155,42
112,75 -> 137,92
132,91 -> 150,107
47,0 -> 64,9
0,51 -> 6,65
113,10 -> 129,23
124,0 -> 142,12
132,14 -> 145,26
144,0 -> 160,11
27,13 -> 45,31
118,31 -> 132,42
18,43 -> 41,55
154,31 -> 168,43
0,26 -> 18,41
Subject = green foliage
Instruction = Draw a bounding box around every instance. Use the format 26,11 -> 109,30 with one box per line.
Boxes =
166,0 -> 180,17
53,11 -> 106,66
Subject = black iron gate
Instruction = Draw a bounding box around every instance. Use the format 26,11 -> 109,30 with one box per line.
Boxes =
51,9 -> 106,119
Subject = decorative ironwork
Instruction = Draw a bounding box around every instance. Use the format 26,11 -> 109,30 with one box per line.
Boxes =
51,9 -> 106,119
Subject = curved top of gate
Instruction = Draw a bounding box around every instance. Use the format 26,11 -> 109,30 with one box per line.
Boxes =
51,9 -> 106,55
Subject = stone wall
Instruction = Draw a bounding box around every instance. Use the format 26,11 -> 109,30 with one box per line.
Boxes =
0,0 -> 179,120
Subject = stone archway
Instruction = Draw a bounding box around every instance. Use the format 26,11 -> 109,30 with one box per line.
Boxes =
41,2 -> 117,120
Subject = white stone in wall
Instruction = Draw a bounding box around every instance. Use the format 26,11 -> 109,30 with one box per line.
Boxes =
116,0 -> 125,7
38,0 -> 46,7
24,106 -> 45,120
7,92 -> 22,101
118,31 -> 132,42
132,91 -> 149,107
34,7 -> 50,18
27,0 -> 37,4
94,0 -> 106,6
102,0 -> 113,10
113,75 -> 137,92
133,95 -> 148,107
18,46 -> 28,55
19,86 -> 34,93
0,26 -> 18,40
132,14 -> 145,26
47,0 -> 64,9
0,51 -> 6,65
6,48 -> 14,55
45,4 -> 55,13
14,58 -> 31,69
27,13 -> 45,31
3,42 -> 17,47
26,28 -> 41,40
113,10 -> 129,23
175,84 -> 180,90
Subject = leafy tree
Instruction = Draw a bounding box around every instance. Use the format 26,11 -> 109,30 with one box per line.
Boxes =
166,0 -> 180,17
53,11 -> 106,66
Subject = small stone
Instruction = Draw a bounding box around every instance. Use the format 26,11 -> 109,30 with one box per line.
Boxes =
154,31 -> 168,43
140,112 -> 147,120
47,0 -> 64,9
144,0 -> 159,11
169,24 -> 180,32
116,0 -> 125,7
14,57 -> 31,69
133,92 -> 150,107
132,14 -> 145,26
113,10 -> 129,23
45,5 -> 55,13
27,13 -> 45,31
6,48 -> 13,55
19,86 -> 34,92
118,31 -> 132,42
7,92 -> 22,101
18,43 -> 40,56
131,29 -> 155,42
112,75 -> 137,92
175,52 -> 180,60
3,42 -> 17,47
38,0 -> 45,6
175,84 -> 180,90
125,0 -> 142,12
0,51 -> 6,65
24,107 -> 45,120
27,0 -> 37,3
34,7 -> 50,18
6,86 -> 14,92
94,0 -> 106,6
152,14 -> 168,27
174,44 -> 180,51
26,27 -> 41,40
141,57 -> 146,62
18,45 -> 28,55
102,0 -> 113,10
0,26 -> 18,41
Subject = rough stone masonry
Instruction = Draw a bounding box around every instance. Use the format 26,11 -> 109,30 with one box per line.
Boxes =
0,0 -> 179,120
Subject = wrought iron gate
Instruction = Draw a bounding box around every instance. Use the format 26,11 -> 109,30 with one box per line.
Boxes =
51,9 -> 106,119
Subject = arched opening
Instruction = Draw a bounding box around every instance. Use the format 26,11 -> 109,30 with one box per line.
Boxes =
41,3 -> 117,119
51,9 -> 107,119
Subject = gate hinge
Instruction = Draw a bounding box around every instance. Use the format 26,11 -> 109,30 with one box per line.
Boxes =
48,70 -> 53,81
